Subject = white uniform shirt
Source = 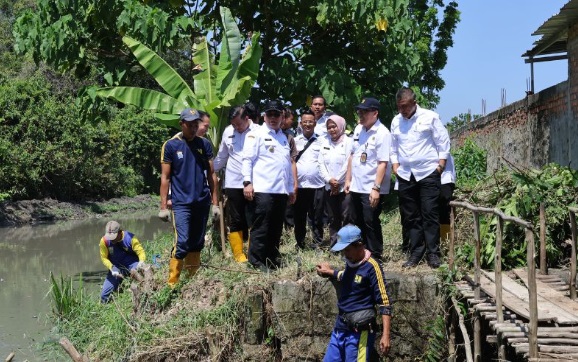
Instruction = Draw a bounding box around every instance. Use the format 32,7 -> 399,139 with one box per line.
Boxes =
242,124 -> 294,194
213,123 -> 258,189
394,153 -> 456,190
295,133 -> 325,188
441,153 -> 456,185
390,105 -> 450,182
318,135 -> 353,192
350,120 -> 392,194
314,112 -> 330,139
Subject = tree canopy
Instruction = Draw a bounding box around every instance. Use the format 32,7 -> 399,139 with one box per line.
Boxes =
13,0 -> 460,123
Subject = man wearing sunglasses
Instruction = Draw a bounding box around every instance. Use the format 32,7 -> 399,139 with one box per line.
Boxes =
242,100 -> 296,272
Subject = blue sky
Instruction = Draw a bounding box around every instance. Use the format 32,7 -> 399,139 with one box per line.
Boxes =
434,0 -> 568,122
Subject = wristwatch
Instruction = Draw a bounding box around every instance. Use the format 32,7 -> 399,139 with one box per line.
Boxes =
243,181 -> 252,187
437,164 -> 445,172
372,183 -> 381,192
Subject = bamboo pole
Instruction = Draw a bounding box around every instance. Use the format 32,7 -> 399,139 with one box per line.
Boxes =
473,211 -> 481,361
526,228 -> 538,359
570,207 -> 578,300
452,297 -> 474,362
449,206 -> 455,270
495,216 -> 504,324
219,200 -> 227,256
540,203 -> 547,275
495,216 -> 506,361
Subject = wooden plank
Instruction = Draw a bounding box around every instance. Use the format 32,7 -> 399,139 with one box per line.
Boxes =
514,269 -> 578,320
477,273 -> 553,323
513,344 -> 578,353
482,270 -> 578,324
509,338 -> 578,345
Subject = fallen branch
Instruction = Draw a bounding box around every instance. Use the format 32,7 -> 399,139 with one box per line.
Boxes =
59,337 -> 90,362
5,352 -> 15,362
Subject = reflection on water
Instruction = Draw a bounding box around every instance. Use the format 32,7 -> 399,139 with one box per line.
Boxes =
0,213 -> 170,361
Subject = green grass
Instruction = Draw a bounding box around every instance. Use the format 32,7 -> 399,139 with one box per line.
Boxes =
45,214 -> 406,361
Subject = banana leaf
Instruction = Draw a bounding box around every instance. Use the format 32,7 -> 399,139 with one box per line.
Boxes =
122,36 -> 194,104
96,87 -> 185,113
215,7 -> 242,97
192,37 -> 215,105
154,113 -> 180,128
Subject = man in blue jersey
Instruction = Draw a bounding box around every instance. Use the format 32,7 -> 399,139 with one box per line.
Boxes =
160,108 -> 216,287
316,224 -> 392,361
99,220 -> 146,303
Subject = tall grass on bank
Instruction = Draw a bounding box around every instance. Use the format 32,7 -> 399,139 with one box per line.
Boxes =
49,272 -> 84,319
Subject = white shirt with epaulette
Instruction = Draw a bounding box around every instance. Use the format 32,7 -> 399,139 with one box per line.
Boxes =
241,124 -> 294,194
350,120 -> 392,194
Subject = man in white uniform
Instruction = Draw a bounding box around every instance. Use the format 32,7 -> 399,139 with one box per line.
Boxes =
390,87 -> 450,269
242,100 -> 295,271
346,97 -> 392,260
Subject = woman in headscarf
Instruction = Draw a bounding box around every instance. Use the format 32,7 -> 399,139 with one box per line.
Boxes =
318,114 -> 353,247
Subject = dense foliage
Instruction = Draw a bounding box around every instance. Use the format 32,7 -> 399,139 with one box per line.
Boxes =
454,163 -> 578,269
0,0 -> 172,202
12,0 -> 197,83
13,0 -> 460,123
453,137 -> 487,188
0,69 -> 170,201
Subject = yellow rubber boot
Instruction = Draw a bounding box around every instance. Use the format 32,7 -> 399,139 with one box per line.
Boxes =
440,224 -> 451,241
183,252 -> 201,277
168,258 -> 183,288
229,231 -> 248,263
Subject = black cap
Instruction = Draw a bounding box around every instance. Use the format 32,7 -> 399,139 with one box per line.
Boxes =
263,100 -> 285,113
180,108 -> 203,122
354,97 -> 381,110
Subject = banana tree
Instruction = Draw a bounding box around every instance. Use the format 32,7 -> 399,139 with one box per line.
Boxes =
93,6 -> 262,149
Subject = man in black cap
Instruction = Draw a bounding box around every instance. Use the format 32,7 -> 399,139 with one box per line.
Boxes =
345,97 -> 392,260
242,100 -> 295,271
159,108 -> 217,287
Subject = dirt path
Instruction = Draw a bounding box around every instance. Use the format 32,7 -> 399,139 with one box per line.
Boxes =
0,194 -> 158,226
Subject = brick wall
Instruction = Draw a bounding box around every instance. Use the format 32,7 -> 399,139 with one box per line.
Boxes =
449,20 -> 578,172
451,81 -> 571,171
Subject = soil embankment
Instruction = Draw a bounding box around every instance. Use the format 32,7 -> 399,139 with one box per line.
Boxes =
0,195 -> 158,226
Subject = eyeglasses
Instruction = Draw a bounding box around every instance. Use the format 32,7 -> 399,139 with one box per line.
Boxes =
266,111 -> 281,118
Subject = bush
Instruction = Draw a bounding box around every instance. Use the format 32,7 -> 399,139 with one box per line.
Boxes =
0,70 -> 171,200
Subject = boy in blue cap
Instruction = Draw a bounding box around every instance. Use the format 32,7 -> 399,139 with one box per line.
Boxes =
316,224 -> 392,361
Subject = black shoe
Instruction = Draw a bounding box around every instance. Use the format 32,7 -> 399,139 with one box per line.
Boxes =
427,254 -> 441,269
248,263 -> 270,273
402,257 -> 419,268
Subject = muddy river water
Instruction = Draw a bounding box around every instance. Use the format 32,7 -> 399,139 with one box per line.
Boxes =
0,214 -> 169,361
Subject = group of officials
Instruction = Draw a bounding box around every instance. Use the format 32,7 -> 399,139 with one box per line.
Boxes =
152,87 -> 452,282
97,86 -> 453,361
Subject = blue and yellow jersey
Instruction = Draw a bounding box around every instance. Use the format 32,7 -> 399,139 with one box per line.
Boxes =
99,231 -> 145,271
332,256 -> 392,330
161,134 -> 213,205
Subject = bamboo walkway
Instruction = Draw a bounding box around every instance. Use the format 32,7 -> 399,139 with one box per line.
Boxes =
448,202 -> 578,361
455,269 -> 578,361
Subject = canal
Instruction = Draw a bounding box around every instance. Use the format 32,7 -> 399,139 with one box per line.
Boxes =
0,214 -> 169,361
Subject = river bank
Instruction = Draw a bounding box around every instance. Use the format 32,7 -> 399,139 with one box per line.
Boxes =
0,195 -> 159,227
